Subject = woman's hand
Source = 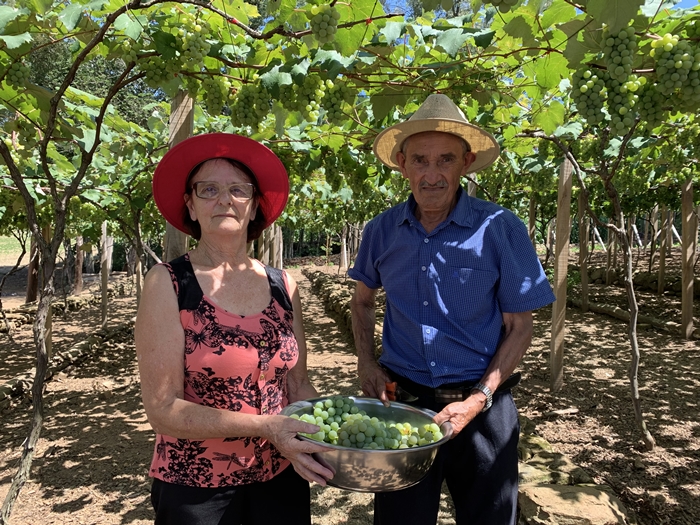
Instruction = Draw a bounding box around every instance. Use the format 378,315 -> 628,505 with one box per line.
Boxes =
264,415 -> 335,485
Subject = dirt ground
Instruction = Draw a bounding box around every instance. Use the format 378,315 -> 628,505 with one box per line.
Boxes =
0,250 -> 699,525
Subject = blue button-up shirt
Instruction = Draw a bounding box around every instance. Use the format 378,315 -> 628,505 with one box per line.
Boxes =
348,187 -> 555,388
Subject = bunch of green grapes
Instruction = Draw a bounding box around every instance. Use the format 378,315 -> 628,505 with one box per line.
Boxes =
142,56 -> 172,89
308,4 -> 341,44
5,61 -> 30,87
120,40 -> 139,64
201,76 -> 231,116
636,79 -> 667,130
322,79 -> 355,124
4,118 -> 37,152
571,68 -> 608,126
178,17 -> 211,70
606,75 -> 641,136
685,20 -> 700,39
652,34 -> 697,96
482,0 -> 519,13
291,396 -> 444,449
183,76 -> 200,99
602,27 -> 637,82
280,76 -> 326,122
230,82 -> 270,129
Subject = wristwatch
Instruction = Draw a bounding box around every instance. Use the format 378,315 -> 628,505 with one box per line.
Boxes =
471,382 -> 493,413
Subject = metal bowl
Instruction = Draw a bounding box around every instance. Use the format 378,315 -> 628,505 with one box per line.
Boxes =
281,396 -> 452,493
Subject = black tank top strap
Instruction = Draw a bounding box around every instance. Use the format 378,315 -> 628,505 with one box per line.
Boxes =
163,254 -> 204,312
265,266 -> 293,313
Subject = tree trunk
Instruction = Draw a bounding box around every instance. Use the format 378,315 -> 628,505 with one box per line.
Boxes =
578,193 -> 589,313
681,179 -> 696,339
74,236 -> 83,295
25,236 -> 39,304
101,221 -> 112,330
340,225 -> 348,269
549,160 -> 572,392
529,194 -> 537,248
658,206 -> 668,294
606,228 -> 614,285
63,237 -> 75,295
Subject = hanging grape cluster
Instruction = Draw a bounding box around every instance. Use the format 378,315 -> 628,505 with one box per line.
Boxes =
651,31 -> 700,112
280,76 -> 327,122
202,76 -> 232,116
4,61 -> 30,88
571,69 -> 608,125
307,4 -> 341,45
4,118 -> 38,154
321,79 -> 356,124
178,17 -> 211,70
230,82 -> 270,129
602,27 -> 638,82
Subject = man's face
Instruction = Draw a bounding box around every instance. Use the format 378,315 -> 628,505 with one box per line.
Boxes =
396,131 -> 476,217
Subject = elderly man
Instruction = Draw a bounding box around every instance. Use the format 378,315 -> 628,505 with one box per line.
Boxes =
348,94 -> 555,525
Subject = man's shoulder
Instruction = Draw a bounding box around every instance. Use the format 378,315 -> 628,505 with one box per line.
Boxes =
468,197 -> 521,225
367,200 -> 409,228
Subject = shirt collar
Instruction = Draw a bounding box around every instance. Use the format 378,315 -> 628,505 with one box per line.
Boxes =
398,186 -> 473,228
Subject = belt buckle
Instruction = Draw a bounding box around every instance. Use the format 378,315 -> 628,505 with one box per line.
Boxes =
434,388 -> 465,404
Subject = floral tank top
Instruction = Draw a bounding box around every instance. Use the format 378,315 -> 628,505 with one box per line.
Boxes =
148,253 -> 298,487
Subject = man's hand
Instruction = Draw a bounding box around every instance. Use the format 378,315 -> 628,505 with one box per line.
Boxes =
432,394 -> 485,436
358,360 -> 392,406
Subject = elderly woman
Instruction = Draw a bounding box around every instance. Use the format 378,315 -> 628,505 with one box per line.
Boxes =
135,133 -> 333,525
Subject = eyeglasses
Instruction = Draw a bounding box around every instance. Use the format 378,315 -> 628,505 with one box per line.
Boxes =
192,181 -> 255,201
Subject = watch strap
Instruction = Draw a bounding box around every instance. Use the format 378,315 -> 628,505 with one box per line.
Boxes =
471,382 -> 493,412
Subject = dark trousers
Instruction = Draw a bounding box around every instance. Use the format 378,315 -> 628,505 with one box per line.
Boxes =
151,465 -> 312,525
374,391 -> 520,525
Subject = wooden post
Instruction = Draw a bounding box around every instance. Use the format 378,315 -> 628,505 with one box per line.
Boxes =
25,236 -> 39,304
658,206 -> 668,294
467,178 -> 477,197
340,224 -> 348,269
606,228 -> 614,285
550,159 -> 572,392
578,193 -> 589,313
74,236 -> 83,295
162,91 -> 193,262
101,221 -> 111,330
681,180 -> 695,339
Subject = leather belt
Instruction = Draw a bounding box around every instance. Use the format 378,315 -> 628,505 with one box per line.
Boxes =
386,370 -> 521,404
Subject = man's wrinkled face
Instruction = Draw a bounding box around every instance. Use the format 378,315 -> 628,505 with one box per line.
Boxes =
396,131 -> 475,217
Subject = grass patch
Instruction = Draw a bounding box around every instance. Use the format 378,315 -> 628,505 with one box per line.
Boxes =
0,235 -> 27,257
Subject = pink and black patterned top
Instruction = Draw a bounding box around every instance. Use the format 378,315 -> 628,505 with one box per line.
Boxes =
148,253 -> 298,487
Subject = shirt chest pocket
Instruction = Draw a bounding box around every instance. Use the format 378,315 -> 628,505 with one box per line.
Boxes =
434,266 -> 499,320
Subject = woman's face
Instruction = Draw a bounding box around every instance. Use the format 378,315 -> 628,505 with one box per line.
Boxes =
184,159 -> 258,239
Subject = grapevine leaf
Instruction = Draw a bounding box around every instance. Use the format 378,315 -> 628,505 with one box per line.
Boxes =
371,86 -> 414,122
29,0 -> 52,16
640,0 -> 675,17
503,125 -> 518,140
532,52 -> 568,90
0,32 -> 32,49
0,7 -> 30,33
152,31 -> 178,60
312,49 -> 354,77
113,13 -> 146,40
259,66 -> 292,97
604,137 -> 622,157
587,0 -> 644,34
421,0 -> 441,11
540,0 -> 576,29
532,100 -> 565,135
471,28 -> 496,49
436,28 -> 470,58
58,4 -> 84,31
379,22 -> 405,44
553,121 -> 583,139
502,15 -> 537,49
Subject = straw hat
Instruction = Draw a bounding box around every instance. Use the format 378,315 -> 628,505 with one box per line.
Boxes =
152,133 -> 289,235
373,94 -> 500,173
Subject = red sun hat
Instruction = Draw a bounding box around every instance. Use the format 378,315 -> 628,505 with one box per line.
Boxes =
152,133 -> 289,235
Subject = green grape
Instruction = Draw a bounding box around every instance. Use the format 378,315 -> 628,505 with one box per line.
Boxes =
201,76 -> 231,116
5,61 -> 30,88
280,75 -> 326,122
605,74 -> 641,136
4,118 -> 38,154
120,40 -> 139,64
291,395 -> 444,449
321,79 -> 356,124
178,17 -> 211,70
601,26 -> 637,83
636,79 -> 667,131
231,81 -> 270,129
570,68 -> 608,126
307,4 -> 341,45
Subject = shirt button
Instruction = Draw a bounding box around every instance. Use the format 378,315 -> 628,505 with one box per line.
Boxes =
421,266 -> 426,271
423,301 -> 428,306
430,361 -> 436,367
260,374 -> 265,381
426,329 -> 431,334
424,238 -> 429,243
